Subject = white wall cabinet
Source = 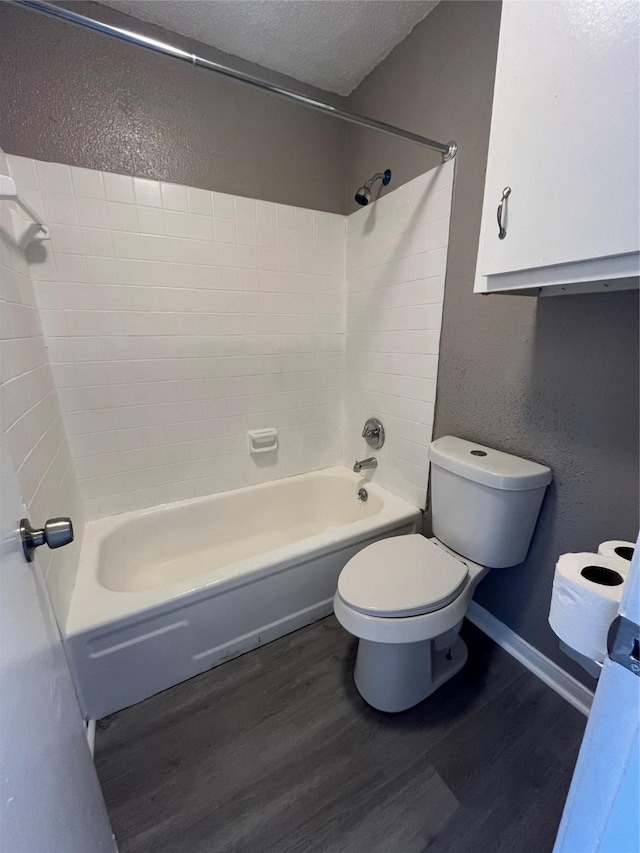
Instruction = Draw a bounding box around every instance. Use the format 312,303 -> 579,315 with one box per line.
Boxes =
475,0 -> 639,296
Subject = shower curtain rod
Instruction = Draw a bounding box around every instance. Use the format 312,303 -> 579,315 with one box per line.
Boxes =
12,0 -> 457,162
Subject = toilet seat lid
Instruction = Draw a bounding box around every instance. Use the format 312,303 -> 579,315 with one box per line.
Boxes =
338,535 -> 469,618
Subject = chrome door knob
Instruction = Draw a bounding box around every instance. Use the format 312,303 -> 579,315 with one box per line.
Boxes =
20,517 -> 74,563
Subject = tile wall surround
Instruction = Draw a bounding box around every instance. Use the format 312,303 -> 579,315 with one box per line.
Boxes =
6,154 -> 346,521
0,148 -> 85,626
5,154 -> 452,527
344,161 -> 453,506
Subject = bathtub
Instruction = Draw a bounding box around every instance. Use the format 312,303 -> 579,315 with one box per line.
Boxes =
65,467 -> 421,719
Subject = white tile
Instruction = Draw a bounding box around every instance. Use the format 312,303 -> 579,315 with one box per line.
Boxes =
428,188 -> 453,222
295,208 -> 314,240
312,249 -> 331,276
104,172 -> 135,204
276,204 -> 296,230
71,167 -> 105,199
76,197 -> 110,229
238,269 -> 260,290
428,276 -> 446,302
188,186 -> 212,216
43,194 -> 78,226
190,215 -> 214,242
313,211 -> 331,241
237,245 -> 259,269
36,161 -> 73,195
63,310 -> 98,336
55,254 -> 87,283
212,192 -> 235,219
425,247 -> 448,277
86,257 -> 121,285
257,215 -> 277,248
81,228 -> 113,257
108,202 -> 139,232
40,308 -> 68,337
20,190 -> 45,221
161,182 -> 189,211
134,177 -> 162,208
50,225 -> 83,255
257,199 -> 276,223
28,249 -> 57,281
112,231 -> 144,259
278,238 -> 296,273
216,243 -> 238,267
165,211 -> 191,238
7,156 -> 39,191
188,238 -> 214,266
235,196 -> 256,221
137,206 -> 165,235
215,217 -> 237,244
259,246 -> 277,271
428,217 -> 450,249
237,219 -> 257,246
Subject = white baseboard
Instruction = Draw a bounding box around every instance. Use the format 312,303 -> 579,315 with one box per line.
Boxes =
466,601 -> 594,717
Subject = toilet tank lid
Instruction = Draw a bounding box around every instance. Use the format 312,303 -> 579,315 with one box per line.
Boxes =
429,436 -> 552,491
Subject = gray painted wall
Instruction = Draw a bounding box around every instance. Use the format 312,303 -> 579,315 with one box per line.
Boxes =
345,0 -> 639,685
0,1 -> 347,213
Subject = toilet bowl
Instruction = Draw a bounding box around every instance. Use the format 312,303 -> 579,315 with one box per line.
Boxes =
334,435 -> 552,712
334,535 -> 488,712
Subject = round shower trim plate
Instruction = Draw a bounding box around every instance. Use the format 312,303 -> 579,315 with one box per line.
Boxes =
362,417 -> 385,450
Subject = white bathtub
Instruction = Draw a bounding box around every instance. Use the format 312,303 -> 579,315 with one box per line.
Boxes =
65,467 -> 421,718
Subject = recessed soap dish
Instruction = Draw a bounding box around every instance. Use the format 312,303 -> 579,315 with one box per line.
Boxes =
248,428 -> 278,454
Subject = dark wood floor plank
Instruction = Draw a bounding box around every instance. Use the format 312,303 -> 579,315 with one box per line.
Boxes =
96,616 -> 585,853
424,672 -> 585,853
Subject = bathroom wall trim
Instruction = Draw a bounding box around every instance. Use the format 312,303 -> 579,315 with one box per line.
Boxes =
467,601 -> 594,717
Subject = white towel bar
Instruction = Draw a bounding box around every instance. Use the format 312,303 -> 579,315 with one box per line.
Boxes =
0,174 -> 50,248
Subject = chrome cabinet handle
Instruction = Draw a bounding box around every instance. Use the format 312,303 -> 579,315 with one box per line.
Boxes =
20,517 -> 74,563
497,186 -> 511,239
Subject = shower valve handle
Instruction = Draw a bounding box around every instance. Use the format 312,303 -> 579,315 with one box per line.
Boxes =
361,418 -> 385,449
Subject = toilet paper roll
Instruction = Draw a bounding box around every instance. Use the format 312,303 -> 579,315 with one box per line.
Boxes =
598,540 -> 634,572
548,553 -> 626,663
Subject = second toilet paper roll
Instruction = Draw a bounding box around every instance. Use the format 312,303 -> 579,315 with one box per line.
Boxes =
549,552 -> 626,662
598,540 -> 634,571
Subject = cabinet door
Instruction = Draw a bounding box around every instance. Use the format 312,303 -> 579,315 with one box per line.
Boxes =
479,0 -> 639,279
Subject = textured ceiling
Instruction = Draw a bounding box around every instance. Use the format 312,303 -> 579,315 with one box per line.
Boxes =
96,1 -> 439,95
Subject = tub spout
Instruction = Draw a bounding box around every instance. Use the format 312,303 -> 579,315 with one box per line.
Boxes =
353,457 -> 377,473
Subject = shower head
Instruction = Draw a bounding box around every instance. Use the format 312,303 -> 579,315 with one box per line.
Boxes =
354,185 -> 371,206
354,169 -> 392,206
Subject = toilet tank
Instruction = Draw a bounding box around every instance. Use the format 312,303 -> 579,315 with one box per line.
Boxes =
429,436 -> 552,568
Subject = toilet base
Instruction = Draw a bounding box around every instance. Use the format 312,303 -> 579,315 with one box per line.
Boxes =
353,633 -> 468,713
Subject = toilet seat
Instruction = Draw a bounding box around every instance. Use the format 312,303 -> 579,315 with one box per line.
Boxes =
337,535 -> 469,618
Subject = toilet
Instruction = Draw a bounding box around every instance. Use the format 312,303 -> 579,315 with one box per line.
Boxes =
334,436 -> 552,712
